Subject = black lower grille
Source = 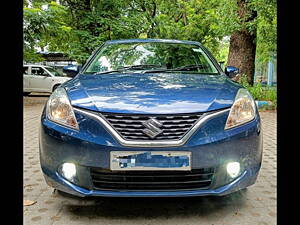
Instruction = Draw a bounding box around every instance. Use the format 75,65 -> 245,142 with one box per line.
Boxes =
90,168 -> 214,191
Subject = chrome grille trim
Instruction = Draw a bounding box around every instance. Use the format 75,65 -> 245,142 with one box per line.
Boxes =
101,112 -> 202,141
73,108 -> 230,147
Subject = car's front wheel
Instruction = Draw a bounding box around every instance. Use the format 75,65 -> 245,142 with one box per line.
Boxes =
52,84 -> 61,92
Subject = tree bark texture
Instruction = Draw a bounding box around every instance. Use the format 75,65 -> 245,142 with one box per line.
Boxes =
227,30 -> 256,85
227,0 -> 257,85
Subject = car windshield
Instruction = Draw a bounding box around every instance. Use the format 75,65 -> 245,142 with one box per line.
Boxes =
83,42 -> 219,75
45,67 -> 65,76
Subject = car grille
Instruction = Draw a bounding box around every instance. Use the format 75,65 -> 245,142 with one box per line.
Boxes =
90,168 -> 214,191
100,112 -> 204,141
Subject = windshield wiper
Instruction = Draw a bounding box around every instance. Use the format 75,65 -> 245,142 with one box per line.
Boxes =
118,64 -> 164,70
143,64 -> 205,73
174,64 -> 206,71
88,64 -> 165,75
91,70 -> 125,75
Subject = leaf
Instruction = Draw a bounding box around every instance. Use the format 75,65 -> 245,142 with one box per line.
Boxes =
24,199 -> 37,206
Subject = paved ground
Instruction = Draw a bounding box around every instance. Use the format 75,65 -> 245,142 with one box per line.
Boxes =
23,96 -> 277,225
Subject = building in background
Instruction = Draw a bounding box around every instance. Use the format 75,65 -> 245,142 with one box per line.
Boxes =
254,54 -> 277,86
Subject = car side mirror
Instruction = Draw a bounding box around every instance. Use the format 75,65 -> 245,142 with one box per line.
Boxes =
225,66 -> 239,78
63,65 -> 82,77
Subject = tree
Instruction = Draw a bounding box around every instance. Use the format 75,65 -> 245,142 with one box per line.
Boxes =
23,0 -> 276,74
216,0 -> 276,85
255,0 -> 277,63
140,0 -> 224,56
58,0 -> 148,63
23,1 -> 73,62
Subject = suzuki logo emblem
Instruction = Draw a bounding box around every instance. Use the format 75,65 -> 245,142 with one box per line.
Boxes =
142,118 -> 163,138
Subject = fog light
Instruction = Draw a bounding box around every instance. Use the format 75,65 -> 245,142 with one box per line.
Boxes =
226,162 -> 240,178
61,163 -> 76,181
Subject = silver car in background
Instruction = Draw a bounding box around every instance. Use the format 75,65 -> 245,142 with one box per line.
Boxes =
23,65 -> 72,95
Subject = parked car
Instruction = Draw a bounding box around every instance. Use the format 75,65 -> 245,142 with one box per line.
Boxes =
23,65 -> 72,95
39,39 -> 263,198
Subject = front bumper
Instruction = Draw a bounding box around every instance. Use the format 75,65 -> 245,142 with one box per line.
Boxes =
43,165 -> 260,197
39,106 -> 263,197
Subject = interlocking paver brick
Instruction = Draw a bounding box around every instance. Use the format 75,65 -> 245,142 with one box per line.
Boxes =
23,97 -> 277,225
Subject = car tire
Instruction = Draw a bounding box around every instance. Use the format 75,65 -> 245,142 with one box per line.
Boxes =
52,84 -> 61,92
23,92 -> 30,96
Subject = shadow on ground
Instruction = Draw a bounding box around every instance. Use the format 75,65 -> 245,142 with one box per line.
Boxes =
56,190 -> 248,219
25,93 -> 51,97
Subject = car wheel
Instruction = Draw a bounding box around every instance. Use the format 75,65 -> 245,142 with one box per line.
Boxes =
52,84 -> 61,92
23,92 -> 30,96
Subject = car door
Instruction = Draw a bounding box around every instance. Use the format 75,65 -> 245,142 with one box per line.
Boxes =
29,67 -> 54,92
23,66 -> 30,91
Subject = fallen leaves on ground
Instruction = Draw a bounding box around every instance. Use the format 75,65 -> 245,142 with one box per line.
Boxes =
24,199 -> 36,206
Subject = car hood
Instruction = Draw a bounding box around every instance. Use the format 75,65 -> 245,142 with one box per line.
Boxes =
63,73 -> 241,114
54,76 -> 72,82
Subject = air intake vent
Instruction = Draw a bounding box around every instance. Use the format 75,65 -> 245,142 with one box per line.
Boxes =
90,168 -> 214,191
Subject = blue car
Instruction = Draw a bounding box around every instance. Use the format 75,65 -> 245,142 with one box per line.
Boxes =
39,39 -> 263,197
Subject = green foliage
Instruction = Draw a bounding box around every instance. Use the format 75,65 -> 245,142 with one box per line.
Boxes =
23,0 -> 276,66
56,0 -> 149,63
23,1 -> 73,62
216,0 -> 276,63
239,74 -> 277,108
239,73 -> 250,88
151,0 -> 223,56
23,47 -> 45,62
214,37 -> 229,63
255,0 -> 277,62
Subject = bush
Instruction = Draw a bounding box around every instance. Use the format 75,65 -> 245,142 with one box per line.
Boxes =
239,74 -> 277,109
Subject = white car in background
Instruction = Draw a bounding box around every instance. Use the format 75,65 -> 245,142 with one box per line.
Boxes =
23,65 -> 72,95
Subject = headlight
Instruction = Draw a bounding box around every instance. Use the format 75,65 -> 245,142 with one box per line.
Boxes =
46,87 -> 79,130
225,88 -> 256,130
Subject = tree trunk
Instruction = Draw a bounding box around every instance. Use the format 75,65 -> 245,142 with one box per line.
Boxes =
227,30 -> 256,85
227,0 -> 257,86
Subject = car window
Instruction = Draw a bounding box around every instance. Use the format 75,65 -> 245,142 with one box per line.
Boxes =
44,67 -> 65,77
31,67 -> 49,76
84,42 -> 219,75
23,66 -> 29,75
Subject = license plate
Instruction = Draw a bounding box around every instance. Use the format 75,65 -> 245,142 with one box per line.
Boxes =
110,151 -> 191,171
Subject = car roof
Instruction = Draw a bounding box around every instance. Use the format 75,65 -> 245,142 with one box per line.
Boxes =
23,64 -> 45,67
104,38 -> 201,46
23,65 -> 54,68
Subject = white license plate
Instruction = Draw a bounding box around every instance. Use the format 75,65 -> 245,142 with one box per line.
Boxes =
110,151 -> 191,171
